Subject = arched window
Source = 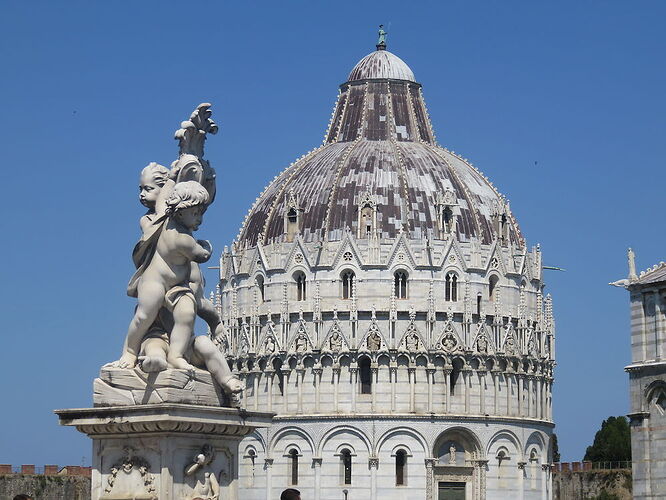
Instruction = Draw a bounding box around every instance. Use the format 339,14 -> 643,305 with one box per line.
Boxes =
445,272 -> 458,301
256,275 -> 265,302
359,357 -> 372,394
289,448 -> 299,485
342,270 -> 355,299
395,450 -> 407,486
394,271 -> 408,299
286,207 -> 299,242
341,449 -> 352,485
443,206 -> 454,234
360,204 -> 374,237
489,275 -> 499,301
294,272 -> 306,301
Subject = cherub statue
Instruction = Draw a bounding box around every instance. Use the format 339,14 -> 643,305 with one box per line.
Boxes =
115,181 -> 212,370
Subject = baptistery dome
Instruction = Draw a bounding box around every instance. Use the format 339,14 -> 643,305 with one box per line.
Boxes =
237,49 -> 522,248
219,43 -> 555,500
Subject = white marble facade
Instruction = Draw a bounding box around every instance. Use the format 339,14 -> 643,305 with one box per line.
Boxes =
215,44 -> 556,499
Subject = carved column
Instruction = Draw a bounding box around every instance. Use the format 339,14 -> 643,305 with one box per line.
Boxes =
265,458 -> 274,500
266,369 -> 274,412
408,366 -> 416,413
369,457 -> 379,500
444,369 -> 451,413
296,366 -> 305,414
350,365 -> 358,413
478,370 -> 486,415
491,369 -> 499,415
541,463 -> 550,500
463,369 -> 471,413
282,369 -> 290,413
390,364 -> 397,413
473,459 -> 488,500
517,461 -> 526,500
313,457 -> 323,500
536,375 -> 542,420
425,458 -> 436,500
333,365 -> 341,413
507,373 -> 512,416
427,365 -> 436,413
252,369 -> 260,411
518,374 -> 524,417
371,365 -> 378,412
313,366 -> 322,413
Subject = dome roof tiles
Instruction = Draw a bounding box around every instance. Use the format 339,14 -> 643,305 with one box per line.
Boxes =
235,48 -> 523,249
347,50 -> 416,82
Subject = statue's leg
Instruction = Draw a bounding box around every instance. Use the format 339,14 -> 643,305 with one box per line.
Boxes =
193,336 -> 243,394
168,295 -> 197,371
117,281 -> 166,368
138,337 -> 168,372
197,296 -> 220,332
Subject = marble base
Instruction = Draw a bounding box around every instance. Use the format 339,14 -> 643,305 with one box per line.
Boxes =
94,366 -> 239,408
56,404 -> 273,500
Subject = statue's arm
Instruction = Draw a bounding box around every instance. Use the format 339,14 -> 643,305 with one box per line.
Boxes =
178,234 -> 211,263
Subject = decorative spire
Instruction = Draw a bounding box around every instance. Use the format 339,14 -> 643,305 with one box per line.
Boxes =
376,24 -> 387,50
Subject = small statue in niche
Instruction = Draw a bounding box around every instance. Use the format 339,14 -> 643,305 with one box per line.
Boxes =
405,332 -> 419,351
329,329 -> 343,351
528,338 -> 537,357
477,335 -> 488,353
265,335 -> 276,354
442,333 -> 457,352
239,334 -> 250,355
367,330 -> 381,351
449,444 -> 457,465
504,334 -> 516,355
295,333 -> 307,353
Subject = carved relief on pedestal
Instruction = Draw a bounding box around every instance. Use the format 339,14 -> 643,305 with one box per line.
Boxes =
184,445 -> 221,500
103,446 -> 157,499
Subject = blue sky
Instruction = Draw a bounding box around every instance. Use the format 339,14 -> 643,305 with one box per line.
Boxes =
1,1 -> 664,466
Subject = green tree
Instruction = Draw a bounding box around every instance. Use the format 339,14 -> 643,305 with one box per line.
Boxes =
583,416 -> 631,462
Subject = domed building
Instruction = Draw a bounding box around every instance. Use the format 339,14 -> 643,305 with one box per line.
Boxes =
216,41 -> 556,500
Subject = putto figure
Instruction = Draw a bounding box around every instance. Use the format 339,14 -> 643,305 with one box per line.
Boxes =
107,103 -> 242,396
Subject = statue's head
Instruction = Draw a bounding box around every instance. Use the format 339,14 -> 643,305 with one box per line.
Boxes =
165,181 -> 209,230
139,162 -> 170,209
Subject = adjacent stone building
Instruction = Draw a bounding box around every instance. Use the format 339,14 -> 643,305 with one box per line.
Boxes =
215,42 -> 557,499
613,252 -> 666,499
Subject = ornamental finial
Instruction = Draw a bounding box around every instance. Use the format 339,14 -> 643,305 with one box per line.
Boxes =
376,25 -> 387,50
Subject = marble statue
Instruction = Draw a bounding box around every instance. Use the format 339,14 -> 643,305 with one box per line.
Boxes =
106,103 -> 242,396
449,445 -> 457,465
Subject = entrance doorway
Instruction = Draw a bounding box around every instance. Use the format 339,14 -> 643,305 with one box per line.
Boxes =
438,481 -> 466,500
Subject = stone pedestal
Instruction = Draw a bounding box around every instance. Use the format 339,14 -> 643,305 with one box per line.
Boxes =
56,404 -> 273,500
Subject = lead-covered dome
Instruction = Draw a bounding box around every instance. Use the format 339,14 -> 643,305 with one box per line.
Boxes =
347,49 -> 416,82
236,48 -> 523,248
